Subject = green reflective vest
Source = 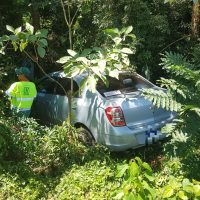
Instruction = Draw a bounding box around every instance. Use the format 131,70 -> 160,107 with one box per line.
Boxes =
6,82 -> 37,111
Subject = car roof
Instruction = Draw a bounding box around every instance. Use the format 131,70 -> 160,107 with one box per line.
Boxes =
49,71 -> 87,85
49,70 -> 154,87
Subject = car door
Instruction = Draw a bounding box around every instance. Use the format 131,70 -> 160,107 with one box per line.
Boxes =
32,77 -> 57,125
52,77 -> 79,124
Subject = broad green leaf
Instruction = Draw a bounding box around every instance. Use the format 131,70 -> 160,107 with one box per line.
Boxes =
122,57 -> 130,66
99,75 -> 109,87
68,68 -> 81,78
195,80 -> 200,87
37,46 -> 45,58
25,22 -> 34,34
142,180 -> 155,196
183,185 -> 194,194
121,48 -> 133,54
18,32 -> 26,40
190,107 -> 200,117
35,29 -> 48,37
98,60 -> 106,72
127,34 -> 136,39
0,35 -> 9,42
116,164 -> 128,178
87,76 -> 97,92
9,35 -> 18,41
126,192 -> 136,200
80,48 -> 92,57
124,26 -> 133,35
80,77 -> 88,90
91,66 -> 101,77
113,192 -> 124,199
93,47 -> 103,52
113,37 -> 122,45
6,25 -> 14,33
162,187 -> 174,198
57,56 -> 72,64
39,39 -> 48,47
129,161 -> 139,176
193,185 -> 200,196
14,27 -> 22,34
64,64 -> 85,78
178,191 -> 188,200
63,64 -> 74,74
144,173 -> 154,182
67,49 -> 77,57
164,0 -> 175,4
28,35 -> 37,43
137,192 -> 145,200
135,157 -> 143,166
104,28 -> 119,37
76,57 -> 89,65
182,179 -> 191,187
12,42 -> 18,51
169,179 -> 182,189
192,180 -> 200,185
19,42 -> 27,52
110,52 -> 119,60
109,69 -> 119,79
0,46 -> 5,55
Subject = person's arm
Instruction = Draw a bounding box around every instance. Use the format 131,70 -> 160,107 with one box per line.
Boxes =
5,83 -> 17,97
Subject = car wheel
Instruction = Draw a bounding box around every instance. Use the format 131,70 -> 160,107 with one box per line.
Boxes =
78,127 -> 95,146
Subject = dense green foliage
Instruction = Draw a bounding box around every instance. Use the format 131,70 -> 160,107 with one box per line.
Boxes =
58,26 -> 136,91
1,110 -> 200,200
0,0 -> 194,80
142,51 -> 200,182
1,0 -> 200,199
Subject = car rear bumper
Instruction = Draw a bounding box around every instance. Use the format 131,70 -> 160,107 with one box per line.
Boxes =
104,129 -> 166,151
102,115 -> 175,151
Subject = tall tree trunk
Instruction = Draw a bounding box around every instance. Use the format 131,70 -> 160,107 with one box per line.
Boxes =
192,1 -> 200,38
31,6 -> 40,31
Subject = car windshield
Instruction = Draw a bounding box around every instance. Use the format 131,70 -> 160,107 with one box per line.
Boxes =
96,73 -> 154,97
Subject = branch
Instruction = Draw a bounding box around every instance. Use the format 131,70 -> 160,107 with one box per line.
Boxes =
159,35 -> 190,53
24,50 -> 68,97
60,0 -> 69,27
71,6 -> 80,26
67,3 -> 71,26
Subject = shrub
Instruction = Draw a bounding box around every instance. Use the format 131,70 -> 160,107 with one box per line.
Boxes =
115,157 -> 200,199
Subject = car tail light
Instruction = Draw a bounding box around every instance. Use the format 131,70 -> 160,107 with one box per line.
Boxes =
105,106 -> 126,127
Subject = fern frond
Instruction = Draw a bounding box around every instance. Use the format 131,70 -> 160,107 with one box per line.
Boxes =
158,78 -> 188,99
160,52 -> 189,68
171,130 -> 189,143
161,52 -> 200,82
141,88 -> 181,112
181,104 -> 200,117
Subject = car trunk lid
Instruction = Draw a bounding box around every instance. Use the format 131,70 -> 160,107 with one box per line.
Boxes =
121,94 -> 155,127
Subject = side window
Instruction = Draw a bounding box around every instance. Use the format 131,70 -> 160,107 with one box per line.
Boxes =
37,77 -> 57,95
56,78 -> 79,96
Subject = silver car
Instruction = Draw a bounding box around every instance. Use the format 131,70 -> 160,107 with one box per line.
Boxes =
32,71 -> 175,151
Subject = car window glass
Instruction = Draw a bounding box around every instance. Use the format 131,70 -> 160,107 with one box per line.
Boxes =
96,73 -> 153,97
37,77 -> 57,94
56,78 -> 79,96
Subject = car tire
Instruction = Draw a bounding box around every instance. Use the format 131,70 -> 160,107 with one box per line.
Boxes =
78,127 -> 95,146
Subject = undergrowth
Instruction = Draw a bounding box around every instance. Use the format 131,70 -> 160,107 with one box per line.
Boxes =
0,92 -> 200,199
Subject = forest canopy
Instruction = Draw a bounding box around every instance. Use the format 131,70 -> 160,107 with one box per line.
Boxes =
1,0 -> 200,199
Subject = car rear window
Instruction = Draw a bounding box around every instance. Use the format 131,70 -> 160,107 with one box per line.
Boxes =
96,73 -> 153,97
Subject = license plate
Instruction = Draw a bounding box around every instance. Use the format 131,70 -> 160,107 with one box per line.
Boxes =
145,130 -> 160,144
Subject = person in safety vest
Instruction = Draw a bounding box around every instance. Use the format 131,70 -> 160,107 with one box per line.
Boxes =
5,67 -> 37,117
